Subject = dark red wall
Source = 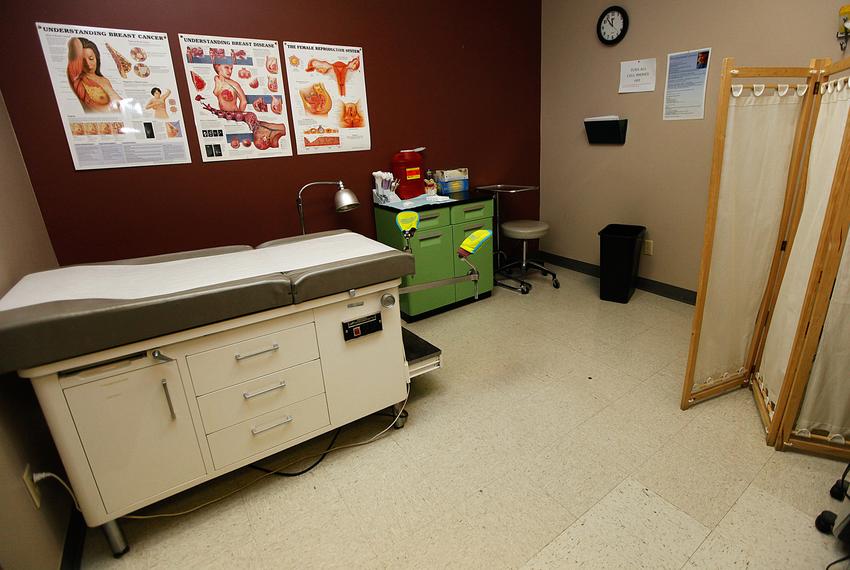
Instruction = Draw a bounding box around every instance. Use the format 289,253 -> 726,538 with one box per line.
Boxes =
1,1 -> 541,265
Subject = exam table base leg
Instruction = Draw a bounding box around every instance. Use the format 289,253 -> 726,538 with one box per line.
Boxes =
102,520 -> 130,558
392,403 -> 408,429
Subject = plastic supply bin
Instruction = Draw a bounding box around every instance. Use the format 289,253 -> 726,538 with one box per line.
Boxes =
598,224 -> 646,303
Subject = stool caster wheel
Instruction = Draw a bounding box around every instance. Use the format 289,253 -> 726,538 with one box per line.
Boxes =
520,284 -> 531,295
394,409 -> 408,429
552,279 -> 560,289
816,510 -> 837,534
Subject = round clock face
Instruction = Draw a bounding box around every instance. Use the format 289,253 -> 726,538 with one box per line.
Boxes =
597,6 -> 629,45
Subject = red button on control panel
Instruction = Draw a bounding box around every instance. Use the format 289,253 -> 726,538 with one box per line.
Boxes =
353,326 -> 361,337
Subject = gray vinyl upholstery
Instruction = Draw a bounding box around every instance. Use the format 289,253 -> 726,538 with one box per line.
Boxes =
0,234 -> 413,373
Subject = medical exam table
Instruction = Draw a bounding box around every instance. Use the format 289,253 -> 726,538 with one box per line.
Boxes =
0,230 -> 438,556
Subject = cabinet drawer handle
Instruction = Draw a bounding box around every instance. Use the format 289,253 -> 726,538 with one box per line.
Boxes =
251,415 -> 293,435
463,224 -> 484,232
462,205 -> 485,213
419,213 -> 440,221
235,343 -> 279,361
243,381 -> 287,399
418,233 -> 443,242
160,379 -> 176,420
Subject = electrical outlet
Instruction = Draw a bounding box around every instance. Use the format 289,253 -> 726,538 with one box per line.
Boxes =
22,464 -> 41,509
643,239 -> 654,256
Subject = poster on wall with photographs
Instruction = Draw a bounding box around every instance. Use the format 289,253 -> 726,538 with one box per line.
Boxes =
36,22 -> 191,171
178,33 -> 293,161
282,41 -> 371,155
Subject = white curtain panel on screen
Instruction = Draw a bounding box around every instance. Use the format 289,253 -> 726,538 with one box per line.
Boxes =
756,83 -> 850,412
795,225 -> 850,441
693,90 -> 803,389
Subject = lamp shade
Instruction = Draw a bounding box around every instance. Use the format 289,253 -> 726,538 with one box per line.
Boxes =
334,186 -> 360,212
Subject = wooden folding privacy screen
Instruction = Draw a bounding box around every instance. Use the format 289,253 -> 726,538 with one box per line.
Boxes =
681,57 -> 850,461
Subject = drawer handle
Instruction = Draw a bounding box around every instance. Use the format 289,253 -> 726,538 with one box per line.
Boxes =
243,381 -> 287,399
251,415 -> 293,435
160,379 -> 176,420
235,343 -> 279,361
462,205 -> 485,213
418,233 -> 443,242
419,213 -> 440,221
463,224 -> 484,232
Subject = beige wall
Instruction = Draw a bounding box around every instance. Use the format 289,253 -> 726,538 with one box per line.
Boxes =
541,0 -> 845,290
0,89 -> 68,570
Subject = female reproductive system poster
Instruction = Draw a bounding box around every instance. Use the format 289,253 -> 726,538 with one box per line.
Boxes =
178,33 -> 293,161
36,23 -> 191,170
282,41 -> 371,154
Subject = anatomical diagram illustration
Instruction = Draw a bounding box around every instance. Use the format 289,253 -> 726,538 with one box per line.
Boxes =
67,37 -> 124,113
196,95 -> 285,150
339,100 -> 364,128
212,63 -> 247,112
299,83 -> 332,115
305,57 -> 360,96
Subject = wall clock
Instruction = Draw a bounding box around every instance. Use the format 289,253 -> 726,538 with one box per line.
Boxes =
597,6 -> 629,46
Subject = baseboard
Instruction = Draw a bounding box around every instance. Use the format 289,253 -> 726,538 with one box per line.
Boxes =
538,251 -> 696,305
61,510 -> 86,570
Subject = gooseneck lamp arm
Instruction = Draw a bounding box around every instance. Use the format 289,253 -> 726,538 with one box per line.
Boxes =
296,180 -> 360,234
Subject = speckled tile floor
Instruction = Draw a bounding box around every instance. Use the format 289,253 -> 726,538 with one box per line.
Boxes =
81,267 -> 850,569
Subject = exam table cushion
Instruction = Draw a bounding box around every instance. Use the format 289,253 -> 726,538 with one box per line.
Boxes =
0,246 -> 292,373
0,234 -> 414,373
258,230 -> 415,303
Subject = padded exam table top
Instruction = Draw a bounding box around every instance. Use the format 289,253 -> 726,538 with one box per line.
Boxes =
0,231 -> 414,373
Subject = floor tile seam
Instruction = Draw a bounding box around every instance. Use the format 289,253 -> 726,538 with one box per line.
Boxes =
618,475 -> 713,536
622,414 -> 712,478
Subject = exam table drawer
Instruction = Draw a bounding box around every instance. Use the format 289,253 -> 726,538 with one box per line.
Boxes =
188,323 -> 319,396
207,393 -> 330,469
197,360 -> 325,434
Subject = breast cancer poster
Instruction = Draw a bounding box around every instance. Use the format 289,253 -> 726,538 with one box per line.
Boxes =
178,34 -> 293,162
282,41 -> 371,155
36,23 -> 191,171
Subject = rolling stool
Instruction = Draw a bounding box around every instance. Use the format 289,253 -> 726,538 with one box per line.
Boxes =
497,220 -> 559,294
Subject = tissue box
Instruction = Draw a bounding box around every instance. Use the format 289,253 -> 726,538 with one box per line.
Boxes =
435,168 -> 468,182
435,168 -> 469,195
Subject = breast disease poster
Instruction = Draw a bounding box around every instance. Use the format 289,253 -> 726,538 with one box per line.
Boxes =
36,23 -> 191,170
178,33 -> 293,161
282,41 -> 371,155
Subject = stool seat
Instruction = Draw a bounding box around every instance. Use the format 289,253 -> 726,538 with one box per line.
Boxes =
501,220 -> 549,240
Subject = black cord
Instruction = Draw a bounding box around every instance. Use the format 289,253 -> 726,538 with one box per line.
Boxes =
826,553 -> 850,569
250,428 -> 342,477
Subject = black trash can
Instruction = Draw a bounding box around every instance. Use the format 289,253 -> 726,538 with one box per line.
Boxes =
598,224 -> 646,303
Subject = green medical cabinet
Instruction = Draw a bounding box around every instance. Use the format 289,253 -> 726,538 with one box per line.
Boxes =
374,193 -> 494,319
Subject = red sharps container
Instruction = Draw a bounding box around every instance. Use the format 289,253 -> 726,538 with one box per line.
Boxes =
392,148 -> 425,199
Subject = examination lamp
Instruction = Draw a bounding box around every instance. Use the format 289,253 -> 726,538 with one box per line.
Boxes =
296,180 -> 360,235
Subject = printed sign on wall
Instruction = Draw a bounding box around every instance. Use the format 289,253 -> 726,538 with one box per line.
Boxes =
36,22 -> 191,170
283,41 -> 371,155
179,33 -> 293,161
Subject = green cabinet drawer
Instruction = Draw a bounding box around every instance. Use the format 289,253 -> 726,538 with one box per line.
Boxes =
416,207 -> 451,230
401,227 -> 455,316
453,219 -> 494,301
450,200 -> 493,225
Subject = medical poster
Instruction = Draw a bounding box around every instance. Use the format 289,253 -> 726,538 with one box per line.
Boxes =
663,48 -> 711,120
178,33 -> 293,161
282,41 -> 371,155
36,23 -> 191,171
619,59 -> 656,93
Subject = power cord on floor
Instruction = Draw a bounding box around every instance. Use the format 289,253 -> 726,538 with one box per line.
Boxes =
123,386 -> 410,521
249,427 -> 341,477
826,553 -> 850,569
32,472 -> 81,512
